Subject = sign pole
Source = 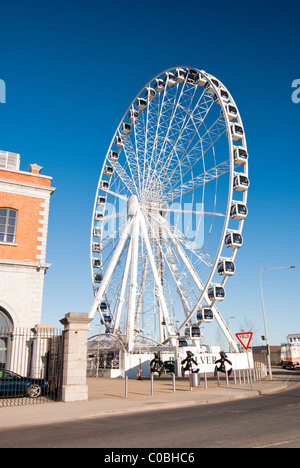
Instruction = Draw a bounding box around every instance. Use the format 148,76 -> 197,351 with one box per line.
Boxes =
246,350 -> 253,390
236,332 -> 254,390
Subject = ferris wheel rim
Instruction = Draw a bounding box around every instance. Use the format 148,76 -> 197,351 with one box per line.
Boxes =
89,66 -> 249,352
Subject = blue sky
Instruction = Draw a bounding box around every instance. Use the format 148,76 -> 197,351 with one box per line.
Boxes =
0,0 -> 299,345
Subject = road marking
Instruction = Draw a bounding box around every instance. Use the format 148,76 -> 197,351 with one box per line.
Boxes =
255,438 -> 300,448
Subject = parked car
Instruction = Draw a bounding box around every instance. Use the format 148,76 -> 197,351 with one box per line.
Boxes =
0,370 -> 48,398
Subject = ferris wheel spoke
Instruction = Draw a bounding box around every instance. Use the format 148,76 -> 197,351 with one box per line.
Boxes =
133,97 -> 165,198
147,91 -> 216,192
100,211 -> 127,223
105,189 -> 128,202
125,213 -> 140,352
150,92 -> 215,192
123,127 -> 145,197
139,212 -> 176,341
162,219 -> 206,294
142,97 -> 164,194
162,207 -> 226,218
143,83 -> 204,196
142,86 -> 169,195
134,110 -> 148,197
93,216 -> 127,248
143,209 -> 195,319
161,114 -> 227,194
160,218 -> 228,335
143,81 -> 190,196
113,239 -> 132,333
143,100 -> 163,197
158,215 -> 214,269
134,251 -> 150,332
164,159 -> 231,202
106,172 -> 132,202
113,161 -> 139,197
161,214 -> 238,347
177,286 -> 238,352
95,217 -> 128,254
160,228 -> 197,319
89,217 -> 133,319
143,82 -> 197,191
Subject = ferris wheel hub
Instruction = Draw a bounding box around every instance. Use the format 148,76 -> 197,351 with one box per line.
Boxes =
127,195 -> 140,217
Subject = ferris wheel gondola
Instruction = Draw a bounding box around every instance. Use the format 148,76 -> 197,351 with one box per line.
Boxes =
88,66 -> 249,353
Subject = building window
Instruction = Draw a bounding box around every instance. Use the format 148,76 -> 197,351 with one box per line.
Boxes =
0,309 -> 12,370
0,309 -> 12,330
0,208 -> 18,243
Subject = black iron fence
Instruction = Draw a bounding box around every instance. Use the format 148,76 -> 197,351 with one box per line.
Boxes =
0,327 -> 63,406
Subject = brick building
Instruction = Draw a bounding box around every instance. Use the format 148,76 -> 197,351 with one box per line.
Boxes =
0,150 -> 55,331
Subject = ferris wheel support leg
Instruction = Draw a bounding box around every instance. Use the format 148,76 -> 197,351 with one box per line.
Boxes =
125,213 -> 140,353
134,254 -> 150,331
165,222 -> 205,294
157,226 -> 165,344
88,217 -> 133,320
113,239 -> 133,334
161,229 -> 190,319
210,308 -> 239,353
139,214 -> 176,343
165,221 -> 239,353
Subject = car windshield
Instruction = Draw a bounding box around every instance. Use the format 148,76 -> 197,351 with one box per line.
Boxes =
0,371 -> 18,379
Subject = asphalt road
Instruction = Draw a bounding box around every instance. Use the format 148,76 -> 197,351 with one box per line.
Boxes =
0,372 -> 299,449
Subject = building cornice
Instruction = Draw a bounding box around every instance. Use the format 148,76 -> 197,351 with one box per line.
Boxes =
0,177 -> 56,196
0,166 -> 52,181
0,259 -> 51,270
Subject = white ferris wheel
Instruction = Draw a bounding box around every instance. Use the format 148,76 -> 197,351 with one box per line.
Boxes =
88,67 -> 249,353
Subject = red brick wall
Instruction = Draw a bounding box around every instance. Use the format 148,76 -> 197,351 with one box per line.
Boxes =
0,169 -> 52,262
0,169 -> 52,187
0,192 -> 44,262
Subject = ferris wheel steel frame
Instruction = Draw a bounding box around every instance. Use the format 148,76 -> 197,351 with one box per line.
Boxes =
88,66 -> 249,354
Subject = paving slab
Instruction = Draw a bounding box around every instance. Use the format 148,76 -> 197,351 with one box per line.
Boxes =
0,375 -> 289,430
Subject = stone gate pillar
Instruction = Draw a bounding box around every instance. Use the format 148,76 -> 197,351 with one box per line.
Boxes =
60,312 -> 92,402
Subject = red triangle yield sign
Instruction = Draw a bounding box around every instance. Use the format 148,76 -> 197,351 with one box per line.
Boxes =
235,332 -> 253,350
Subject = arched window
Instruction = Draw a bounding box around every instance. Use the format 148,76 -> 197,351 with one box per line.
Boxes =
0,308 -> 13,370
0,308 -> 13,331
0,208 -> 18,243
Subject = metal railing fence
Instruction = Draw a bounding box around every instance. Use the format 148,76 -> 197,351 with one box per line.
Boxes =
0,327 -> 63,407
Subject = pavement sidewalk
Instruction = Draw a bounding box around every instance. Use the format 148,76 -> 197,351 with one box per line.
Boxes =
0,374 -> 289,430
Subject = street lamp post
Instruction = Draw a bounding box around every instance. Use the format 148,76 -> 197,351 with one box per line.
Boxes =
260,266 -> 296,380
